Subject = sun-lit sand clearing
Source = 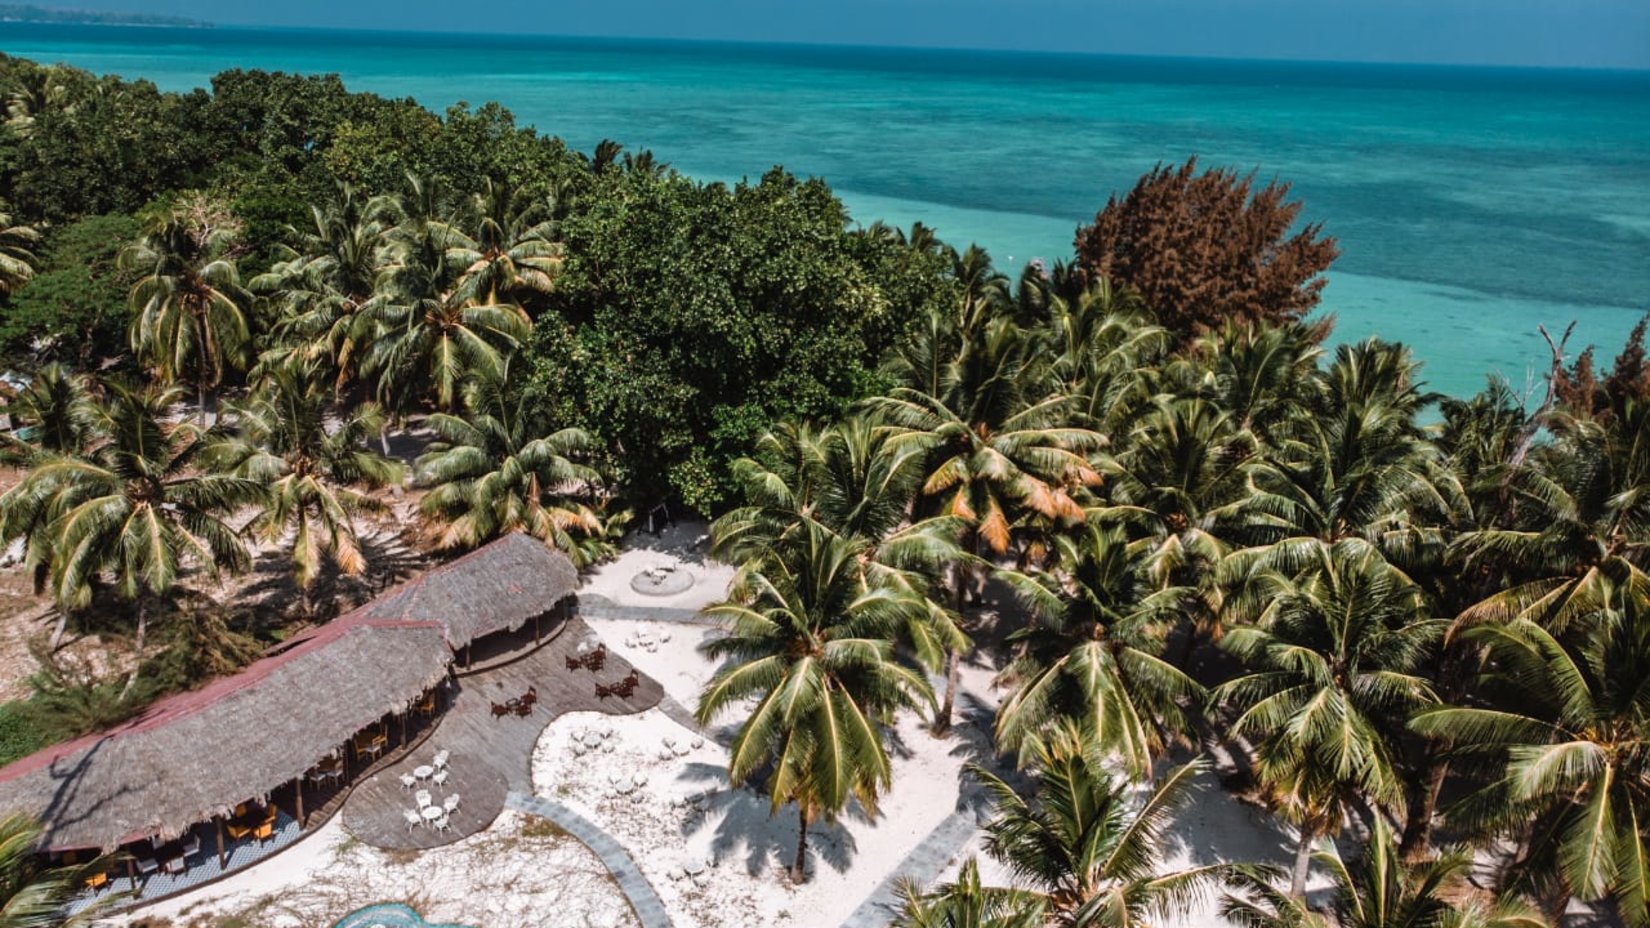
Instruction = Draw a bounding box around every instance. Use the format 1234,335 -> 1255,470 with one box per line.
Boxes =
101,531 -> 1325,928
105,811 -> 637,928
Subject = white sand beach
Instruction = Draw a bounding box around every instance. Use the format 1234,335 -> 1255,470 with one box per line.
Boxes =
109,811 -> 637,928
103,527 -> 1321,928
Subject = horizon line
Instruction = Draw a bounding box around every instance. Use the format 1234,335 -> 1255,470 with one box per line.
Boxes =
8,18 -> 1649,76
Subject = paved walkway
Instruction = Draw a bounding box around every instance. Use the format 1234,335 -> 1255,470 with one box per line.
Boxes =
507,791 -> 671,928
838,792 -> 990,928
839,695 -> 1013,928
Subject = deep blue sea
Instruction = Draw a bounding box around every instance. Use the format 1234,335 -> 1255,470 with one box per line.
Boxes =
3,24 -> 1648,398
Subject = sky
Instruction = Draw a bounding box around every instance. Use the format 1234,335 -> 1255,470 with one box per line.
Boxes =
39,0 -> 1650,69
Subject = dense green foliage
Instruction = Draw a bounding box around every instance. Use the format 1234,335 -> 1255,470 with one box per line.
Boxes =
0,703 -> 46,769
0,50 -> 1646,928
0,51 -> 938,510
703,238 -> 1648,920
0,214 -> 137,366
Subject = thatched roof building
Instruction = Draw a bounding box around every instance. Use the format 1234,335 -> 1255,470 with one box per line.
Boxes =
354,531 -> 579,649
0,533 -> 578,853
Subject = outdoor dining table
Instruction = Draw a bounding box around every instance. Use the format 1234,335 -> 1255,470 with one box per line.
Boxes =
413,765 -> 435,781
421,806 -> 444,823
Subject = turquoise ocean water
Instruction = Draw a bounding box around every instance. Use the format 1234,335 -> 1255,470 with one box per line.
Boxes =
3,24 -> 1648,398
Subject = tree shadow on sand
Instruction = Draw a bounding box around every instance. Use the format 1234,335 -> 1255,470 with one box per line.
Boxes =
673,760 -> 860,881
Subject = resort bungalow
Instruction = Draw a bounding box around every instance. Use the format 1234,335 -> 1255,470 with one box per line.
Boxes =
0,532 -> 578,905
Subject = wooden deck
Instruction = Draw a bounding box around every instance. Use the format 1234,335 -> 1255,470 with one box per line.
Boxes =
343,618 -> 662,850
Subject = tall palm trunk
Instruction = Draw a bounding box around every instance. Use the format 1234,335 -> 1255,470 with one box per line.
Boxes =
195,311 -> 213,428
119,598 -> 149,700
792,805 -> 811,883
1290,819 -> 1320,898
932,562 -> 967,735
1399,752 -> 1449,858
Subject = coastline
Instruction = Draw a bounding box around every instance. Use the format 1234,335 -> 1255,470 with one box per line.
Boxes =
2,25 -> 1646,398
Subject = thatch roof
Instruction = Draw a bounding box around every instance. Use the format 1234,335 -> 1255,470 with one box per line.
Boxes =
352,532 -> 578,649
0,533 -> 580,852
0,618 -> 451,852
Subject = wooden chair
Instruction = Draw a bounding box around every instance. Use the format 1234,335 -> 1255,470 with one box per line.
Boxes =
253,822 -> 275,844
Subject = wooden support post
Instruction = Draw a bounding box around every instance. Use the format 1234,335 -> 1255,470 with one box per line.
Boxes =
215,818 -> 226,868
296,779 -> 305,828
400,712 -> 408,745
466,645 -> 472,671
126,858 -> 139,895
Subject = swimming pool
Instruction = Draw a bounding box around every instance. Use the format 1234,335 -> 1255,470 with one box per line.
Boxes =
332,903 -> 473,928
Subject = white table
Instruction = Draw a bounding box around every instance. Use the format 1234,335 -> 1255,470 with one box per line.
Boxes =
413,765 -> 434,780
422,806 -> 444,823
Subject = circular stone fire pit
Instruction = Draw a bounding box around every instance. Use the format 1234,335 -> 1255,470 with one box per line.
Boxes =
630,563 -> 694,596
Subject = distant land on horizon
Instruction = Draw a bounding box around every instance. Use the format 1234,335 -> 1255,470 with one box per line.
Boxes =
0,3 -> 209,26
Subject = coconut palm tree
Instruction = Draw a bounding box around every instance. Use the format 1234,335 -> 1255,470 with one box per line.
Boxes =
1221,339 -> 1455,600
1450,398 -> 1650,631
0,365 -> 99,461
1096,396 -> 1260,653
360,181 -> 530,413
894,858 -> 1047,928
1216,540 -> 1442,898
0,813 -> 115,927
250,183 -> 392,393
1032,276 -> 1166,435
1410,591 -> 1650,927
993,521 -> 1204,776
713,417 -> 971,694
444,178 -> 564,311
7,380 -> 258,695
415,363 -> 606,562
1187,320 -> 1326,447
209,362 -> 402,613
361,292 -> 529,414
0,366 -> 101,602
0,207 -> 40,297
121,194 -> 252,424
872,309 -> 1103,731
695,520 -> 935,883
904,722 -> 1254,928
1220,817 -> 1549,928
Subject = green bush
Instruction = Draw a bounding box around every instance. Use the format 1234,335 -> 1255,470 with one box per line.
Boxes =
0,700 -> 50,767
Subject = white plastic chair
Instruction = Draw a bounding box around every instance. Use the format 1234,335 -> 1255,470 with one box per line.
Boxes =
432,769 -> 449,788
443,793 -> 461,813
398,773 -> 416,790
415,789 -> 432,809
432,811 -> 451,833
402,809 -> 422,833
432,749 -> 450,769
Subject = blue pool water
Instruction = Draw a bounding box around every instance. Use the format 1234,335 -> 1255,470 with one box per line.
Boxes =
332,902 -> 472,928
3,24 -> 1648,397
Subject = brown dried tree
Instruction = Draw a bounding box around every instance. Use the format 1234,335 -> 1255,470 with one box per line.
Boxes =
1074,157 -> 1340,337
1553,312 -> 1650,419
